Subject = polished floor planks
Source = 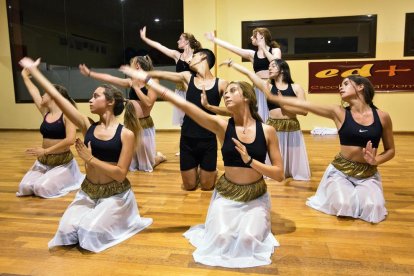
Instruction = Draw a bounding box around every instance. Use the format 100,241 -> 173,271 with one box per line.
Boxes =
0,130 -> 413,275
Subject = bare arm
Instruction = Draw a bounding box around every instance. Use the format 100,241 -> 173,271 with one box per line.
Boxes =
76,129 -> 134,182
20,58 -> 90,134
21,69 -> 47,115
363,111 -> 395,166
120,66 -> 227,140
279,83 -> 308,116
147,70 -> 190,86
232,124 -> 284,181
131,79 -> 157,108
200,80 -> 232,117
257,41 -> 281,62
205,32 -> 255,62
79,64 -> 131,88
223,59 -> 269,95
140,26 -> 180,61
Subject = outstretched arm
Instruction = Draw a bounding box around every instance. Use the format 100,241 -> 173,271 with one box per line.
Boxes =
79,64 -> 131,88
140,26 -> 180,62
21,68 -> 47,115
222,59 -> 270,96
200,85 -> 232,117
279,84 -> 308,116
120,66 -> 227,140
205,32 -> 255,62
20,57 -> 90,134
147,70 -> 190,87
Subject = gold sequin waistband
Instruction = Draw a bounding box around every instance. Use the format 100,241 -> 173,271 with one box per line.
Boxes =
139,116 -> 154,129
331,153 -> 377,179
215,174 -> 267,202
81,178 -> 131,199
37,151 -> 73,167
266,118 -> 300,132
175,83 -> 186,92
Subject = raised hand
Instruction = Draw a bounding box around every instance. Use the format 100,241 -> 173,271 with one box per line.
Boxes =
140,26 -> 147,40
232,138 -> 251,164
219,58 -> 233,67
21,68 -> 31,78
119,66 -> 147,82
256,35 -> 267,51
363,141 -> 378,165
79,64 -> 91,77
204,31 -> 215,42
19,57 -> 40,69
75,138 -> 93,163
200,85 -> 209,108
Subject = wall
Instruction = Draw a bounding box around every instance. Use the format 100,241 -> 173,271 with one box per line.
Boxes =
1,0 -> 414,131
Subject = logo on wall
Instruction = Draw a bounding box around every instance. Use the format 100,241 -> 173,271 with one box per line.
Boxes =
308,60 -> 414,93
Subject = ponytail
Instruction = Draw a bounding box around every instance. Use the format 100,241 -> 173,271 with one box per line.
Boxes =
123,100 -> 142,147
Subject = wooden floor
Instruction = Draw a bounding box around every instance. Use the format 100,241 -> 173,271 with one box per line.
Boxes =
0,130 -> 413,276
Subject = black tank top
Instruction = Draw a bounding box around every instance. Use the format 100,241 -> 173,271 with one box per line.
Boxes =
181,76 -> 221,138
176,56 -> 191,72
338,107 -> 382,148
176,55 -> 196,75
84,123 -> 123,163
40,112 -> 66,139
129,86 -> 148,101
222,118 -> 267,167
267,83 -> 297,111
253,47 -> 272,73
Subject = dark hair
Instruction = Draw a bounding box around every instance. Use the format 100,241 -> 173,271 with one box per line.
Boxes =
182,33 -> 202,51
228,81 -> 262,122
130,55 -> 154,71
346,75 -> 376,108
270,59 -> 294,85
101,84 -> 142,145
53,84 -> 76,107
252,27 -> 280,49
194,48 -> 215,69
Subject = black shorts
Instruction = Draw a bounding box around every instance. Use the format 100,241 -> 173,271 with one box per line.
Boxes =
180,135 -> 217,171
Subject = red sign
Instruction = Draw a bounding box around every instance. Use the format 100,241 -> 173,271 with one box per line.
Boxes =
308,60 -> 414,93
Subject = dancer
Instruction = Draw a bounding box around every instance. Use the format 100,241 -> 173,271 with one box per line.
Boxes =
79,55 -> 166,172
205,28 -> 281,122
143,49 -> 228,191
16,68 -> 84,198
140,26 -> 201,126
256,74 -> 395,223
20,57 -> 152,252
120,65 -> 284,268
224,59 -> 310,180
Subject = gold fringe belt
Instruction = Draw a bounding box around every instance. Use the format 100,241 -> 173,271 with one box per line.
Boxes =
175,83 -> 186,92
215,174 -> 267,202
331,153 -> 377,179
81,178 -> 131,199
37,151 -> 73,167
266,118 -> 300,132
139,116 -> 154,129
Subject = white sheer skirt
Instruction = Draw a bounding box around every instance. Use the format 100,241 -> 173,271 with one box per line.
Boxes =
306,164 -> 387,223
172,89 -> 186,126
183,190 -> 279,268
254,86 -> 269,123
16,159 -> 84,198
129,126 -> 156,172
266,130 -> 311,181
48,189 -> 153,253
